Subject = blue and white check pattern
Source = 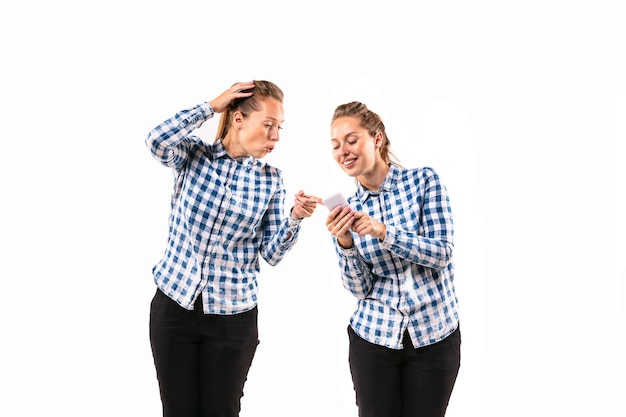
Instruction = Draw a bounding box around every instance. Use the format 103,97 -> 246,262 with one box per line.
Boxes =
146,102 -> 302,314
333,164 -> 459,350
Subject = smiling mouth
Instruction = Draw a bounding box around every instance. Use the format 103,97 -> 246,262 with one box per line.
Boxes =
343,158 -> 356,167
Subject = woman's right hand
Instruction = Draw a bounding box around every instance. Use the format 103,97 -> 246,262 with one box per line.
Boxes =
326,206 -> 355,248
209,81 -> 255,113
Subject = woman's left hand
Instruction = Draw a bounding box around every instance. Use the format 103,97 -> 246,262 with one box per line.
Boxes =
351,212 -> 387,241
292,191 -> 323,219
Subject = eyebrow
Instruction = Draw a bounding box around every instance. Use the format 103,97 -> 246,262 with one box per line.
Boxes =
331,131 -> 358,141
263,116 -> 284,123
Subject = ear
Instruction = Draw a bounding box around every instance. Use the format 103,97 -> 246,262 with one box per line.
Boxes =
233,111 -> 244,128
374,131 -> 384,148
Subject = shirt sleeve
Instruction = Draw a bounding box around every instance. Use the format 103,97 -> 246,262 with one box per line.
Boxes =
333,237 -> 374,299
145,103 -> 215,170
258,177 -> 303,266
380,168 -> 454,270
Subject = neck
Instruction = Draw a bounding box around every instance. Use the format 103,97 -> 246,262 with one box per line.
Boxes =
221,134 -> 247,159
358,162 -> 390,192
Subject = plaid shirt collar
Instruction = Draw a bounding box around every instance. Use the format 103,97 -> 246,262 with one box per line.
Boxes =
355,163 -> 399,203
211,139 -> 262,169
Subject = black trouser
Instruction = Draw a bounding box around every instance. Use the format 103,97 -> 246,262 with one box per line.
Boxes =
149,289 -> 259,417
348,324 -> 461,417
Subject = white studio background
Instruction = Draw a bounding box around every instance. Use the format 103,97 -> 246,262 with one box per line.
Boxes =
1,1 -> 624,416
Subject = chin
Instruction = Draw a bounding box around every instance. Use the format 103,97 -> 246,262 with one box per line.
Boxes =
342,166 -> 358,177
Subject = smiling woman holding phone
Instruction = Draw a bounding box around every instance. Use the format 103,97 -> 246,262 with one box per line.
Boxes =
323,101 -> 462,417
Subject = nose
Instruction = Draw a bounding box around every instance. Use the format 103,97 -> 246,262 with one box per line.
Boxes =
269,126 -> 280,141
333,143 -> 349,161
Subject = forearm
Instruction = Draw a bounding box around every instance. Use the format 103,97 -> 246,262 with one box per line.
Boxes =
335,239 -> 373,298
382,225 -> 454,269
260,214 -> 302,266
145,102 -> 214,167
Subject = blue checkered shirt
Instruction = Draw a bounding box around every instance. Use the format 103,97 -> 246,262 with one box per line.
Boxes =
146,102 -> 303,314
333,164 -> 460,349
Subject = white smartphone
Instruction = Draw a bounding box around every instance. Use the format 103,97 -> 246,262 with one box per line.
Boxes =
323,192 -> 349,210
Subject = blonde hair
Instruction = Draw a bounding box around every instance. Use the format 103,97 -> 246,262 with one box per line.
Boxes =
215,80 -> 284,141
331,101 -> 400,166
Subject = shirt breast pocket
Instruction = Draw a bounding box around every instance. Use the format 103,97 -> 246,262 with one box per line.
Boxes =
228,189 -> 267,233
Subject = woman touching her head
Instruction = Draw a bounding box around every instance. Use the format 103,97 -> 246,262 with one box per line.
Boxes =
145,80 -> 322,417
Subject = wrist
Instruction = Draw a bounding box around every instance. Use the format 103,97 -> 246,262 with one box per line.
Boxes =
337,236 -> 353,249
377,225 -> 387,242
290,207 -> 303,221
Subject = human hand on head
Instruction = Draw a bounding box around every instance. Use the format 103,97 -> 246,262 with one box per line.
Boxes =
291,191 -> 323,220
209,81 -> 255,113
